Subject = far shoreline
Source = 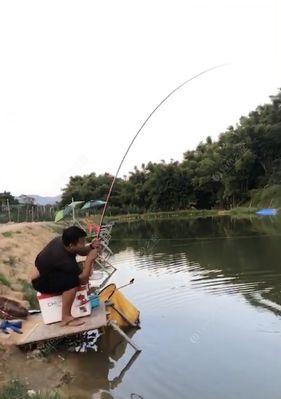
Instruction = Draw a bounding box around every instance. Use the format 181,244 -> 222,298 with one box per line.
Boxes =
1,206 -> 278,229
104,206 -> 263,224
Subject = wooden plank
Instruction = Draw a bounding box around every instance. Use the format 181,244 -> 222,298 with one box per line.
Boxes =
17,302 -> 107,346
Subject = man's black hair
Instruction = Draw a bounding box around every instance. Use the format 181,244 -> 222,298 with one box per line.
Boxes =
62,226 -> 87,246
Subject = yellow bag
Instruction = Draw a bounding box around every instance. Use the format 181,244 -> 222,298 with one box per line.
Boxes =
99,284 -> 140,329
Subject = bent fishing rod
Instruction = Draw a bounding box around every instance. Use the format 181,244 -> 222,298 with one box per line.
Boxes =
97,64 -> 227,234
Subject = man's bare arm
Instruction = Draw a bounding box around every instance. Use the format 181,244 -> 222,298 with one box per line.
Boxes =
76,238 -> 101,257
79,249 -> 98,284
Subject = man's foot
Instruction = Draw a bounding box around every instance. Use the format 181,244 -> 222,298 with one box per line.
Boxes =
60,316 -> 85,327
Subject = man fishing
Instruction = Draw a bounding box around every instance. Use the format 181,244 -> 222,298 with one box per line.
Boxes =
31,226 -> 100,326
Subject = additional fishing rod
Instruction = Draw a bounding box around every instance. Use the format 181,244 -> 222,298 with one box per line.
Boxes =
98,64 -> 227,232
117,278 -> 135,290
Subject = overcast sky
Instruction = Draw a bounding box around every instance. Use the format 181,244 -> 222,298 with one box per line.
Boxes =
0,0 -> 280,196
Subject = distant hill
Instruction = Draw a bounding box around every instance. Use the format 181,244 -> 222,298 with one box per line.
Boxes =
31,195 -> 61,205
17,194 -> 61,205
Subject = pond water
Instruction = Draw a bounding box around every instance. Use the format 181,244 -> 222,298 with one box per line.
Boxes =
58,217 -> 281,399
41,216 -> 281,398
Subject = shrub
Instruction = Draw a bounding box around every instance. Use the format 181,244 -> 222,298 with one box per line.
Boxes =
0,273 -> 11,287
20,281 -> 38,309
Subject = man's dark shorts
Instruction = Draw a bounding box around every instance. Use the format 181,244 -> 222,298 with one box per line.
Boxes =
32,271 -> 80,295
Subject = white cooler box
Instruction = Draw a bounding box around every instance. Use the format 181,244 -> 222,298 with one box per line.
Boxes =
37,286 -> 91,324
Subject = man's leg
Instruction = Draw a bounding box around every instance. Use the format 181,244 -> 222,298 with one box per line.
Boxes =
61,288 -> 84,327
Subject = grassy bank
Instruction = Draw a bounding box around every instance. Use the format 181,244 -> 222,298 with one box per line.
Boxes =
89,185 -> 280,224
248,185 -> 281,208
0,222 -> 57,310
0,380 -> 61,399
103,207 -> 262,223
103,187 -> 281,223
104,209 -> 219,223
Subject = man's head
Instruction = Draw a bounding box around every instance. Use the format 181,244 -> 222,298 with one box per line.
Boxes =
62,226 -> 87,253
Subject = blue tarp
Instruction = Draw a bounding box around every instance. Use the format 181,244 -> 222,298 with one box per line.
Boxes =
256,208 -> 278,216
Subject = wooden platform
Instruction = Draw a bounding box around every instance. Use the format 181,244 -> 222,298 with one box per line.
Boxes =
16,302 -> 107,347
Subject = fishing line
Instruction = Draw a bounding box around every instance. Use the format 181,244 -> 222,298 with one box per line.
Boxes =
98,64 -> 228,232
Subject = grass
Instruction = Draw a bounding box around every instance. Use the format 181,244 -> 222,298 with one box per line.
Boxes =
225,207 -> 258,216
20,280 -> 38,309
1,231 -> 14,238
3,256 -> 17,267
45,223 -> 65,235
51,203 -> 279,230
248,185 -> 281,208
0,380 -> 61,399
99,209 -> 219,223
0,272 -> 11,287
101,198 -> 280,224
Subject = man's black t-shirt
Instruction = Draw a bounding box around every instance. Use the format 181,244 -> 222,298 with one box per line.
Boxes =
33,236 -> 81,294
35,236 -> 80,276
